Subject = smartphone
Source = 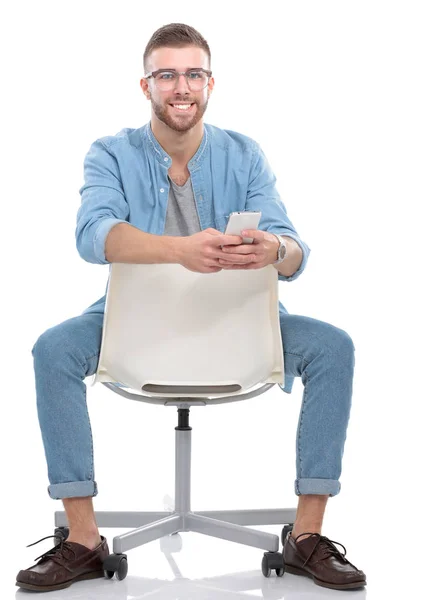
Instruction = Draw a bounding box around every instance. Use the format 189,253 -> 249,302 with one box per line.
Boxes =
224,211 -> 262,244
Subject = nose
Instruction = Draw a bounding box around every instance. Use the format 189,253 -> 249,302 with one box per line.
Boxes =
174,73 -> 190,95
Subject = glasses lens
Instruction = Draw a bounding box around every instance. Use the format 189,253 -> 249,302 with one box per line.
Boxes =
155,72 -> 177,91
187,70 -> 209,90
155,71 -> 209,91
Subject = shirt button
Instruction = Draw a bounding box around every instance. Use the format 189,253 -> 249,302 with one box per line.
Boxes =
164,157 -> 169,162
199,195 -> 203,201
160,188 -> 164,193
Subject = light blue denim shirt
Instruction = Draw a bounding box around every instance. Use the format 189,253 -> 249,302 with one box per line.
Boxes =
76,121 -> 311,393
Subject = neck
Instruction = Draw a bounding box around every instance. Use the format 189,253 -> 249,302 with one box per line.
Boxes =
150,114 -> 204,166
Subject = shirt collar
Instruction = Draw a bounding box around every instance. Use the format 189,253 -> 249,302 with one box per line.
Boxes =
144,120 -> 209,169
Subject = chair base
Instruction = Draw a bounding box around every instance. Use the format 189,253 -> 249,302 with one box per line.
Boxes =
54,408 -> 296,554
55,507 -> 296,553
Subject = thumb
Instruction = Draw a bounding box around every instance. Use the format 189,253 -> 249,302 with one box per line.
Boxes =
241,229 -> 262,239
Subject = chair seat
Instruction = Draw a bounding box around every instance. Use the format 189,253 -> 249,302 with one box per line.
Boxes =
96,380 -> 275,407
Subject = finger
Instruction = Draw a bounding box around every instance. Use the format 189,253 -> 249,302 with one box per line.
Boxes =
207,259 -> 225,268
241,229 -> 265,241
214,234 -> 244,247
219,255 -> 256,265
223,262 -> 262,270
214,248 -> 253,260
221,245 -> 253,255
221,262 -> 257,270
219,262 -> 246,269
218,259 -> 245,265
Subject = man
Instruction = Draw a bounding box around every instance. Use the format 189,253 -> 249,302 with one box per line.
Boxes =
17,23 -> 366,592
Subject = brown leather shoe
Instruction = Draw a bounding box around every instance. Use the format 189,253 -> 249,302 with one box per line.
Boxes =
16,533 -> 109,592
283,532 -> 366,590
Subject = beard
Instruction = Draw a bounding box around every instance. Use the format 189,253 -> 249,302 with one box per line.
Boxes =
151,95 -> 209,133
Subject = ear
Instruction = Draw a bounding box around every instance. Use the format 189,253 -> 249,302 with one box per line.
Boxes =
208,76 -> 215,95
140,78 -> 151,99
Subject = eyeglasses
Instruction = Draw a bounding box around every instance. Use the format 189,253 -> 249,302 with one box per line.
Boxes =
144,68 -> 212,92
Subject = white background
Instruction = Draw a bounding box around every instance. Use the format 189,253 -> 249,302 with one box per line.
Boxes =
1,0 -> 422,597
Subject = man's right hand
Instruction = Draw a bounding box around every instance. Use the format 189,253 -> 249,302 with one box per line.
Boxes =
178,228 -> 247,274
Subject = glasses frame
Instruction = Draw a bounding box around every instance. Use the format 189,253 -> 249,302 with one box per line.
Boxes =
144,68 -> 213,91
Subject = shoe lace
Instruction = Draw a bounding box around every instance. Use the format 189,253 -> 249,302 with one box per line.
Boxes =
27,534 -> 77,565
295,532 -> 350,568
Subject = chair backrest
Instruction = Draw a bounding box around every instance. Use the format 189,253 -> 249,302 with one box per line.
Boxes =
90,263 -> 284,398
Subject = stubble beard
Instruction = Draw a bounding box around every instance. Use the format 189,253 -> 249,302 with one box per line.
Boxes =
151,95 -> 209,133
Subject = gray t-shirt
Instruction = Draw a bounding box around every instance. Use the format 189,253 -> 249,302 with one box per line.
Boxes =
163,176 -> 201,236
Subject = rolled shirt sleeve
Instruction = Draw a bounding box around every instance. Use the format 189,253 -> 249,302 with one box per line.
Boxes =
246,143 -> 311,282
76,139 -> 129,264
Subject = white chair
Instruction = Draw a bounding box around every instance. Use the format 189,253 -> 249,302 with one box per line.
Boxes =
55,263 -> 296,580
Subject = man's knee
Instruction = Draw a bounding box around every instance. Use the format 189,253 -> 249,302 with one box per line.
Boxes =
325,325 -> 355,363
31,315 -> 102,374
31,324 -> 64,363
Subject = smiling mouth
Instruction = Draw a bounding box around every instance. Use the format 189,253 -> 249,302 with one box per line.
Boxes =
169,103 -> 195,112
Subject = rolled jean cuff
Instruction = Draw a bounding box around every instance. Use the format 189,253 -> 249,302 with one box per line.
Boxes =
48,480 -> 98,500
295,478 -> 340,497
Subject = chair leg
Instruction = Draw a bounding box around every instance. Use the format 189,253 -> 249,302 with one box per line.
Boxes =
54,510 -> 172,529
194,508 -> 296,526
112,514 -> 184,553
186,513 -> 279,551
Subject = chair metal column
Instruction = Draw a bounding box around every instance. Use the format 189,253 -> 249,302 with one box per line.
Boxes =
174,408 -> 192,516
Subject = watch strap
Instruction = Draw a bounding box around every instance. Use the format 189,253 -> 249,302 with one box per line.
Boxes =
272,234 -> 287,264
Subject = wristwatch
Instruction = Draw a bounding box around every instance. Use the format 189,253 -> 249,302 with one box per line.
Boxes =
272,234 -> 287,264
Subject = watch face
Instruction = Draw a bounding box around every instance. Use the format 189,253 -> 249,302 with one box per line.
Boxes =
279,241 -> 286,259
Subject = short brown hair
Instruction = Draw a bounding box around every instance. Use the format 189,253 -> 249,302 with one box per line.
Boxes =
143,23 -> 211,72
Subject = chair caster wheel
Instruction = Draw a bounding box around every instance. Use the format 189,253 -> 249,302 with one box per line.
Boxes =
262,551 -> 285,577
281,524 -> 294,546
103,554 -> 128,581
54,527 -> 69,545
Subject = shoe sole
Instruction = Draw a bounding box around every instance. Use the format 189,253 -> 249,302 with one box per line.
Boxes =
16,569 -> 105,592
284,564 -> 366,590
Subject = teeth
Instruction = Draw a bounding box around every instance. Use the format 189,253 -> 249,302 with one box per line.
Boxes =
173,104 -> 192,110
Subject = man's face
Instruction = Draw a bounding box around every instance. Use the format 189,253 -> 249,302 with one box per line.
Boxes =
142,46 -> 214,133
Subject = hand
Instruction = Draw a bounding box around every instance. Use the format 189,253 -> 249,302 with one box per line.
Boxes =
178,228 -> 245,274
218,229 -> 279,270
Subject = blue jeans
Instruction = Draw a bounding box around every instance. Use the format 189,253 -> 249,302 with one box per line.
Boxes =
31,311 -> 355,500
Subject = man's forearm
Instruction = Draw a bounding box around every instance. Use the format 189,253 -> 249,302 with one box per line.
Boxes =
105,222 -> 182,264
273,236 -> 303,277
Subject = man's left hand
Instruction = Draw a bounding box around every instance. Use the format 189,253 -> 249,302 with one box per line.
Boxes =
219,229 -> 278,270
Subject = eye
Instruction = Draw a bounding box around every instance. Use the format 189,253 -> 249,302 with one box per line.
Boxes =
188,70 -> 203,79
157,72 -> 176,80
